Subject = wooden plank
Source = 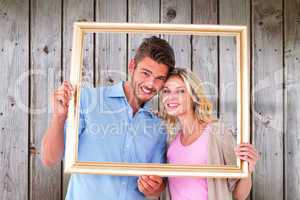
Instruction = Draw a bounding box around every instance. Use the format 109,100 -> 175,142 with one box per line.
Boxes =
219,1 -> 250,198
95,0 -> 127,86
219,0 -> 250,133
252,0 -> 284,199
284,0 -> 300,199
192,0 -> 219,117
161,0 -> 192,68
161,1 -> 191,199
29,0 -> 62,199
128,0 -> 160,63
63,0 -> 94,83
128,0 -> 160,112
0,1 -> 29,200
62,0 -> 94,198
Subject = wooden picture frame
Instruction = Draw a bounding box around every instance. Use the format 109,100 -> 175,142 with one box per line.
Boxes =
64,22 -> 250,178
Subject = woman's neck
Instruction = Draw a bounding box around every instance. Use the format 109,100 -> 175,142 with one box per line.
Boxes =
177,112 -> 206,137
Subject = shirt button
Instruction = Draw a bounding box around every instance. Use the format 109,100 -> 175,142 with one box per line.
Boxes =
122,182 -> 126,185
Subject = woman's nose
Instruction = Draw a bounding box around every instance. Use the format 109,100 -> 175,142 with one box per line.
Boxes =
167,91 -> 178,100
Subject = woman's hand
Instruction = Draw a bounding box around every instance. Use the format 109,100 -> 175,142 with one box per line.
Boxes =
235,143 -> 259,173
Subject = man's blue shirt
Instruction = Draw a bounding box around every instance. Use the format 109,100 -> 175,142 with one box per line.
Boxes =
64,81 -> 167,200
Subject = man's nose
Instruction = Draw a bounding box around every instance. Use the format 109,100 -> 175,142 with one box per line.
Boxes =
145,76 -> 156,87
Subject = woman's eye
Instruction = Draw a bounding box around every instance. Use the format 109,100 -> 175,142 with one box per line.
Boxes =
162,89 -> 170,94
177,89 -> 185,94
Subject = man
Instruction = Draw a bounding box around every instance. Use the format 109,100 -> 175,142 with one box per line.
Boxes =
41,36 -> 175,199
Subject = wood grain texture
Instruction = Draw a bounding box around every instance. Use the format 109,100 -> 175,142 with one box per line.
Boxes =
128,0 -> 161,112
161,0 -> 192,68
192,0 -> 219,117
1,1 -> 300,199
219,0 -> 250,133
30,0 -> 62,199
95,0 -> 127,86
252,0 -> 284,199
62,0 -> 94,198
284,0 -> 300,199
0,0 -> 29,200
160,1 -> 191,199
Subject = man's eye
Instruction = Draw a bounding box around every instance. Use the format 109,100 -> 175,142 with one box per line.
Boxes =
158,77 -> 166,82
142,71 -> 150,76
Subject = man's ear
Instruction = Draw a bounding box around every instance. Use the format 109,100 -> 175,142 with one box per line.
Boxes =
128,59 -> 136,76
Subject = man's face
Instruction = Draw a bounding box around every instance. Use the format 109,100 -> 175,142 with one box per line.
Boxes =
129,57 -> 169,104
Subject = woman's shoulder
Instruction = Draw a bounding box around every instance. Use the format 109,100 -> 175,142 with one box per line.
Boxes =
208,120 -> 236,143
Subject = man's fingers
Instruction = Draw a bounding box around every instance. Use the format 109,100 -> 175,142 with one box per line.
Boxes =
54,90 -> 72,101
63,81 -> 74,93
138,179 -> 153,193
141,176 -> 159,189
148,176 -> 163,185
54,93 -> 68,103
54,91 -> 69,100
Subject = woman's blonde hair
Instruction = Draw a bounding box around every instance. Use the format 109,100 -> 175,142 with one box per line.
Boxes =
159,68 -> 215,140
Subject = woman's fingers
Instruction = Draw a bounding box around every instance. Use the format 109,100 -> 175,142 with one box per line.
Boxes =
236,144 -> 259,158
235,143 -> 259,173
235,147 -> 258,159
235,151 -> 257,160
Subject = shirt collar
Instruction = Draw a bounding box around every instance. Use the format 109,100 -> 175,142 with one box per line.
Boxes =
108,81 -> 154,115
107,81 -> 126,98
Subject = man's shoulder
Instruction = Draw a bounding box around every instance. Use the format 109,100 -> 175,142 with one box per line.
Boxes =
80,83 -> 121,99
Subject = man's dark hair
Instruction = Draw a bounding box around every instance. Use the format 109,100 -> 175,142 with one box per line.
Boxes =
134,36 -> 175,72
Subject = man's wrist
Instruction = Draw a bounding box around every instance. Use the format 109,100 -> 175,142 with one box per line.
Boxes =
52,115 -> 67,125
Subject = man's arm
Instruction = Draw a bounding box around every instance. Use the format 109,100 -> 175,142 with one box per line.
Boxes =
41,81 -> 73,167
137,122 -> 168,198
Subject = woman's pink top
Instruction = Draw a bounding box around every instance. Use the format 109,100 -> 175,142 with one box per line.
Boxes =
167,124 -> 211,200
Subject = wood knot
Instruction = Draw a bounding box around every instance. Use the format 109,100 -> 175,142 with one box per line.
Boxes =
107,76 -> 114,83
77,19 -> 87,22
30,146 -> 39,155
7,96 -> 16,106
166,8 -> 176,21
43,46 -> 49,54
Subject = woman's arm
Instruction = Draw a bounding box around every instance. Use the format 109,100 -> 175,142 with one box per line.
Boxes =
232,176 -> 252,200
232,143 -> 259,200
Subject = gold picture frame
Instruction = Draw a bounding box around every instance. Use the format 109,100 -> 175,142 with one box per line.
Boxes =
64,22 -> 250,178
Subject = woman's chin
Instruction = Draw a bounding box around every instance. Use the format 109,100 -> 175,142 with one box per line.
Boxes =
165,110 -> 180,117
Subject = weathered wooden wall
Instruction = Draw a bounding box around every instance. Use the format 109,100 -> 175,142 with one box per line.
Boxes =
0,0 -> 299,199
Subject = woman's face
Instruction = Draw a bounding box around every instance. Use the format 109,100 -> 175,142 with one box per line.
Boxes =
161,75 -> 194,117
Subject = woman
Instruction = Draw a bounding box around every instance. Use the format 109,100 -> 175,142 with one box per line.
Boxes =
159,68 -> 259,200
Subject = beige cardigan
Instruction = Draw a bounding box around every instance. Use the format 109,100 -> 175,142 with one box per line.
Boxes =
166,121 -> 239,200
207,122 -> 239,200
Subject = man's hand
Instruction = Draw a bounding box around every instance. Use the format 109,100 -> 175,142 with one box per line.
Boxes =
51,80 -> 74,122
137,175 -> 165,198
41,80 -> 73,167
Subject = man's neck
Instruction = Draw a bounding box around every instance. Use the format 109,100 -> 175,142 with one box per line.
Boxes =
123,81 -> 141,114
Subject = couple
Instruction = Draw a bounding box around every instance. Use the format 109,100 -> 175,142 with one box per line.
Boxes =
42,36 -> 258,200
